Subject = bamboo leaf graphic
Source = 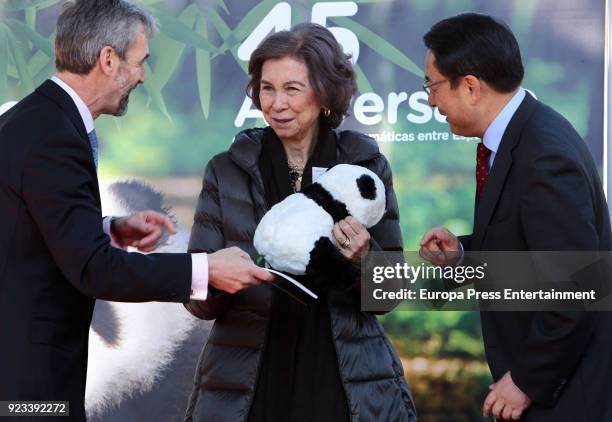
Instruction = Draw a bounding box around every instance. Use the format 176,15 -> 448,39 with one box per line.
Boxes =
354,63 -> 374,93
33,56 -> 55,86
4,24 -> 35,93
6,18 -> 54,57
0,0 -> 59,11
149,4 -> 198,88
206,8 -> 248,74
0,26 -> 8,101
25,7 -> 36,30
217,0 -> 277,54
27,49 -> 49,77
135,0 -> 164,5
150,8 -> 217,53
330,16 -> 423,78
195,15 -> 211,119
143,62 -> 172,122
32,31 -> 55,85
215,0 -> 230,15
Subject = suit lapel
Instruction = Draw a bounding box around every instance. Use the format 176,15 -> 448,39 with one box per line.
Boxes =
472,93 -> 539,250
36,80 -> 89,140
35,80 -> 100,206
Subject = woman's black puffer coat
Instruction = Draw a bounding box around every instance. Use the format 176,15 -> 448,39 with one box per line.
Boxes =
184,128 -> 416,422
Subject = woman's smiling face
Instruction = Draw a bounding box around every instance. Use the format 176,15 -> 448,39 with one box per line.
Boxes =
259,56 -> 322,144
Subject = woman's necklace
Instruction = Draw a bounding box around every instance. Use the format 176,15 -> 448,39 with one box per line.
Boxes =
286,136 -> 314,192
288,161 -> 304,192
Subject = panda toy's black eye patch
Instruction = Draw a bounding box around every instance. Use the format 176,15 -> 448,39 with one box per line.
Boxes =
357,175 -> 377,200
303,183 -> 350,222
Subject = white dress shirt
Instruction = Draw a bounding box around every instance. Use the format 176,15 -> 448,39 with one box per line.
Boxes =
481,87 -> 526,170
50,76 -> 208,300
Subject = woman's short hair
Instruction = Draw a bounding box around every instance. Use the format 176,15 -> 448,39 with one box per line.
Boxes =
424,13 -> 524,93
247,23 -> 357,129
55,0 -> 157,75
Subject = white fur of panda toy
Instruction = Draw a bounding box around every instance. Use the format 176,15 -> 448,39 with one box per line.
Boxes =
254,164 -> 386,291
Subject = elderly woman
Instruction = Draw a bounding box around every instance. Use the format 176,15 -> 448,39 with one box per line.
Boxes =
184,23 -> 416,422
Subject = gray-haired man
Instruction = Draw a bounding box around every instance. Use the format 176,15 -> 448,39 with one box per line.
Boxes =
0,1 -> 272,419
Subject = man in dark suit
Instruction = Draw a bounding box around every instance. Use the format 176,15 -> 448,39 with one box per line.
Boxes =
419,13 -> 612,421
0,1 -> 272,420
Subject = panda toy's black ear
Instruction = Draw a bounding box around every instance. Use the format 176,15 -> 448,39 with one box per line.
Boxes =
357,174 -> 377,200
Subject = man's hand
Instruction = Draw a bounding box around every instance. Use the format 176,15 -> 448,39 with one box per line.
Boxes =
483,371 -> 532,421
332,216 -> 371,263
112,211 -> 176,252
208,247 -> 275,294
419,227 -> 461,266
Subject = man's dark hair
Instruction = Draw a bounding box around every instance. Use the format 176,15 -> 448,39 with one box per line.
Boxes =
423,13 -> 524,93
247,23 -> 357,129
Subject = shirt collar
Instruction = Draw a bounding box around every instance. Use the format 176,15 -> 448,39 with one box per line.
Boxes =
482,87 -> 526,154
50,75 -> 95,134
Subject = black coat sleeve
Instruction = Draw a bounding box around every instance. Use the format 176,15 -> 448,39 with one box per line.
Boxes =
362,154 -> 405,314
184,159 -> 234,320
22,132 -> 192,303
367,154 -> 403,253
511,147 -> 599,406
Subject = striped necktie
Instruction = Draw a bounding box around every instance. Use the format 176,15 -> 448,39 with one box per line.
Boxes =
88,129 -> 99,169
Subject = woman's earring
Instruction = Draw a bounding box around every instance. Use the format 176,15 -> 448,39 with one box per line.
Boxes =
323,108 -> 331,118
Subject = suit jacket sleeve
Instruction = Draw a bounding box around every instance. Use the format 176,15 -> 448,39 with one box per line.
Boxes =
22,130 -> 192,303
511,146 -> 600,406
458,235 -> 472,251
184,159 -> 234,320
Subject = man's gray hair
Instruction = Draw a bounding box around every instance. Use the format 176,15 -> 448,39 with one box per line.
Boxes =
55,0 -> 157,74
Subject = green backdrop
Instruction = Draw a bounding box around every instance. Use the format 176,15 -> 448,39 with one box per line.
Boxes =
0,1 -> 605,420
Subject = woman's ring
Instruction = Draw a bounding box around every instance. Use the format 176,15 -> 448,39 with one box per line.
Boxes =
342,237 -> 351,248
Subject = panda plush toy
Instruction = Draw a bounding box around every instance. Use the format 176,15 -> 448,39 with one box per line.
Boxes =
254,164 -> 386,292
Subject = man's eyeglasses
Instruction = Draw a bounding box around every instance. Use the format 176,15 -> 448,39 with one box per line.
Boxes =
422,78 -> 448,95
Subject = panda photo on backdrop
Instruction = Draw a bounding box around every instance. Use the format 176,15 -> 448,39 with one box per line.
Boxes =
88,180 -> 210,422
254,163 -> 386,292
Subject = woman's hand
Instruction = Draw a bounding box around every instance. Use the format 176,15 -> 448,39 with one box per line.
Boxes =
332,216 -> 371,264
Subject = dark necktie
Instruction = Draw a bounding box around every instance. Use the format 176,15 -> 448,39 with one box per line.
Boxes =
476,142 -> 491,200
88,129 -> 99,169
